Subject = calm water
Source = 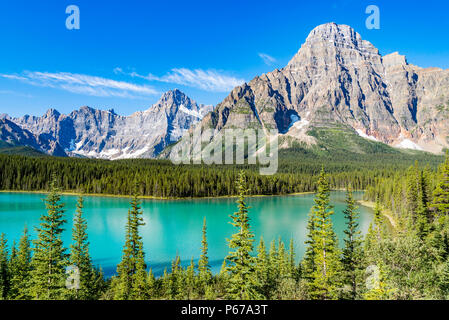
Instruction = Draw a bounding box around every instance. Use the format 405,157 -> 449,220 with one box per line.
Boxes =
0,192 -> 372,277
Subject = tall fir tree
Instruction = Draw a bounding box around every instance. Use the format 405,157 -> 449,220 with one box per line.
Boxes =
341,186 -> 364,300
432,153 -> 449,219
198,217 -> 212,292
30,178 -> 69,300
225,171 -> 258,299
113,190 -> 147,300
0,234 -> 9,300
305,168 -> 342,300
69,196 -> 95,300
9,227 -> 32,300
255,237 -> 271,299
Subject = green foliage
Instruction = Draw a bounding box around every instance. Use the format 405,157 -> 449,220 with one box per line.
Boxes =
0,234 -> 9,299
225,171 -> 259,299
197,218 -> 212,293
304,168 -> 342,299
29,178 -> 69,300
68,196 -> 97,300
432,154 -> 449,218
9,227 -> 32,300
112,189 -> 147,300
341,186 -> 364,299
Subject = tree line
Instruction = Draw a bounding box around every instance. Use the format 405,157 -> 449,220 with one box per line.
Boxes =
0,152 -> 443,198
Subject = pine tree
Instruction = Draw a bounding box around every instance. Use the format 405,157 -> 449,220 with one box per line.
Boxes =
225,171 -> 258,299
30,178 -> 69,300
198,217 -> 212,292
113,191 -> 147,300
9,227 -> 32,300
302,210 -> 316,282
287,238 -> 297,280
0,234 -> 9,300
255,237 -> 270,298
439,257 -> 449,299
130,243 -> 149,300
432,154 -> 449,218
341,186 -> 364,300
416,170 -> 431,239
185,258 -> 196,299
69,196 -> 95,300
306,168 -> 342,300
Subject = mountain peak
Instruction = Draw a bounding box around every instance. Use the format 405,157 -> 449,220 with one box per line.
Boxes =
287,23 -> 378,70
304,22 -> 366,48
45,108 -> 60,118
157,89 -> 193,108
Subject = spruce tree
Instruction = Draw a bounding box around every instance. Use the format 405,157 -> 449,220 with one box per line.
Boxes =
287,238 -> 297,280
30,179 -> 69,300
198,217 -> 212,291
113,191 -> 147,300
225,171 -> 258,299
432,154 -> 449,218
9,227 -> 32,300
69,196 -> 95,300
255,237 -> 270,298
307,168 -> 342,300
0,234 -> 9,300
130,243 -> 149,300
302,210 -> 316,282
341,186 -> 364,300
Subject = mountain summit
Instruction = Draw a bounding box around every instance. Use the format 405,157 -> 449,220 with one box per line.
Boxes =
167,23 -> 449,157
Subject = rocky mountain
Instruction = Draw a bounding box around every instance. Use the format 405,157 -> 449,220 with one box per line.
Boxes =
3,89 -> 212,159
0,117 -> 67,156
167,22 -> 449,159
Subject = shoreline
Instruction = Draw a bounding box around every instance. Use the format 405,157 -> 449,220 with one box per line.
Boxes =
357,200 -> 397,229
0,189 -> 316,201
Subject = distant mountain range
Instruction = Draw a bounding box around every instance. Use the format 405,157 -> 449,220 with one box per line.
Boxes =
1,89 -> 212,158
2,23 -> 449,158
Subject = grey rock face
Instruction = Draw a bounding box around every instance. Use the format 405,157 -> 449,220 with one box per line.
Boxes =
8,89 -> 212,159
168,23 -> 449,156
0,118 -> 67,156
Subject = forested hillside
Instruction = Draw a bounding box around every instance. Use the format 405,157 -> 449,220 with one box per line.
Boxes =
0,151 -> 444,198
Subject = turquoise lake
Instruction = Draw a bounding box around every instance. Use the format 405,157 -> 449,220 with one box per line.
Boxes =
0,192 -> 373,277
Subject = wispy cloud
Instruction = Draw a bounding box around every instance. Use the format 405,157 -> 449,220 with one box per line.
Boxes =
258,53 -> 277,66
116,68 -> 245,92
0,89 -> 33,98
0,71 -> 159,98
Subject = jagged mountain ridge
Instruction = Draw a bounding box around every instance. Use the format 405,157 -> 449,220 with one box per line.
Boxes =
1,89 -> 213,158
167,22 -> 449,158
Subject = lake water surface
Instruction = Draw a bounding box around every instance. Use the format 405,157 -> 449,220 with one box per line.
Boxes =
0,191 -> 372,276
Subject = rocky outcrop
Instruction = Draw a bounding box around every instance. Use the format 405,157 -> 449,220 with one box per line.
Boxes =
0,118 -> 67,156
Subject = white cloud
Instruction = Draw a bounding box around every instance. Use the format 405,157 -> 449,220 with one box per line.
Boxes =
0,71 -> 159,98
117,68 -> 245,92
258,53 -> 277,66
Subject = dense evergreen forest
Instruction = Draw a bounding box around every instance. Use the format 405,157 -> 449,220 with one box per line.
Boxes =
0,151 -> 444,198
1,153 -> 449,300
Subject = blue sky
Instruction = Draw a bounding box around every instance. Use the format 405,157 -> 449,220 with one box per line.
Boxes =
0,0 -> 448,117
